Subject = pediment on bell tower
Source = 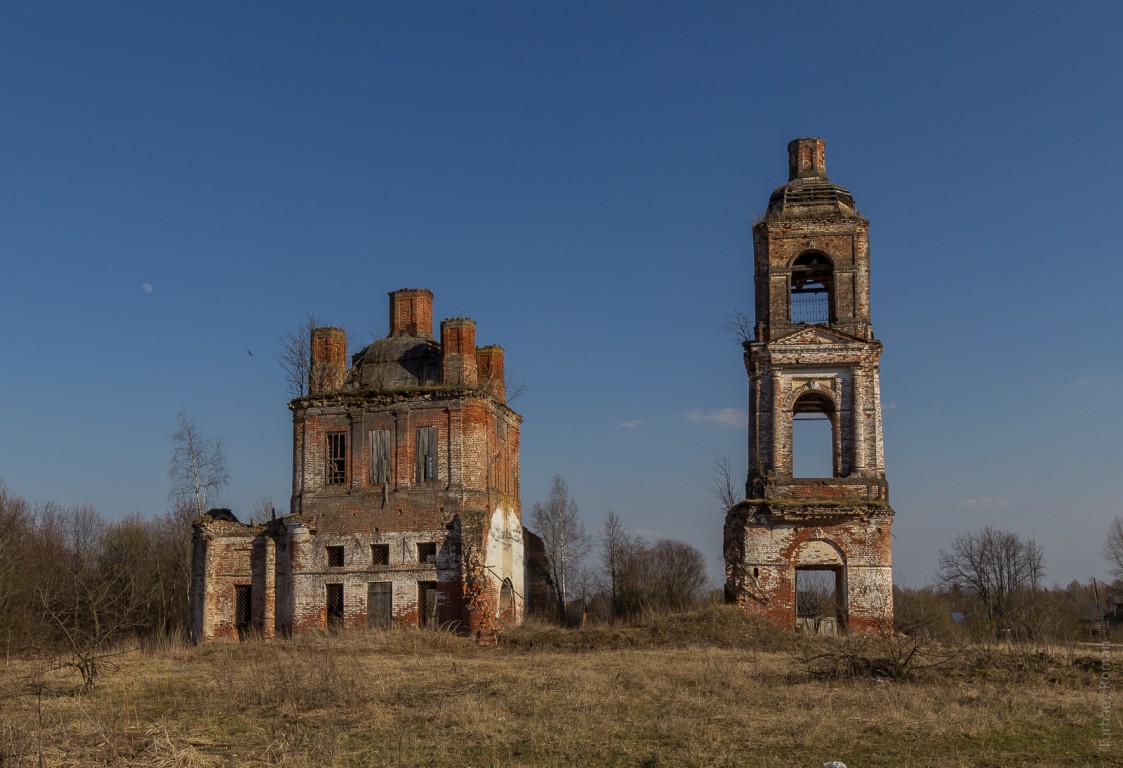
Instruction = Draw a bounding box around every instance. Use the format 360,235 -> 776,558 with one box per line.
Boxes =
772,326 -> 863,346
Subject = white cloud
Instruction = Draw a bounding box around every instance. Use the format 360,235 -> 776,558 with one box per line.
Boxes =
883,402 -> 897,410
958,497 -> 1010,511
683,408 -> 748,429
141,283 -> 153,294
618,419 -> 643,429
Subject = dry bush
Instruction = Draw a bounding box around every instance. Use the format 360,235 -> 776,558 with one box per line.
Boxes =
794,630 -> 957,681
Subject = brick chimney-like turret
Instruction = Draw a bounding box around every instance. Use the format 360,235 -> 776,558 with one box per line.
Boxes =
309,327 -> 347,395
476,346 -> 505,402
389,288 -> 434,338
788,137 -> 827,180
440,318 -> 478,387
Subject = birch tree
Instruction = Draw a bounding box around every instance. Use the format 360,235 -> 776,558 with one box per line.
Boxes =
531,475 -> 591,618
168,413 -> 229,518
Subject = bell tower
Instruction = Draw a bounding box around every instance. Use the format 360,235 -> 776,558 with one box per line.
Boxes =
724,138 -> 894,634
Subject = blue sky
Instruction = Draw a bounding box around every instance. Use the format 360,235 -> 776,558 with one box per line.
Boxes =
1,2 -> 1120,588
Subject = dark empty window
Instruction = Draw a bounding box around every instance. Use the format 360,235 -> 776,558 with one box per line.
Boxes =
790,252 -> 834,325
368,582 -> 392,629
326,545 -> 345,568
370,429 -> 390,484
326,433 -> 347,485
371,543 -> 389,565
417,542 -> 437,564
234,584 -> 252,638
415,426 -> 437,483
326,583 -> 344,630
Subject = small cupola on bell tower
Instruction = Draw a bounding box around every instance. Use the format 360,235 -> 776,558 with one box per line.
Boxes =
753,137 -> 870,343
788,136 -> 828,179
725,138 -> 895,636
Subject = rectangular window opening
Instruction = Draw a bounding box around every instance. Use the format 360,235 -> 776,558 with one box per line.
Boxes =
326,432 -> 347,485
368,582 -> 392,630
326,583 -> 344,631
371,543 -> 389,566
234,584 -> 252,639
418,581 -> 438,628
417,542 -> 437,564
326,545 -> 345,568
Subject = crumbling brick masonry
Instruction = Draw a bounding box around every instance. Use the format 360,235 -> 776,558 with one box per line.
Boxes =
191,289 -> 540,641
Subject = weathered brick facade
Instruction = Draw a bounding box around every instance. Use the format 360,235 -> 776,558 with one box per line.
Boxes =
192,289 -> 533,641
724,139 -> 895,634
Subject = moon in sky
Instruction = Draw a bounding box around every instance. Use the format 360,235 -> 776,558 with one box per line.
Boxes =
141,283 -> 152,294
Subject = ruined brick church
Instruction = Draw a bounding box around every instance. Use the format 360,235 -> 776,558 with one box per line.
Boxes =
191,289 -> 540,640
724,138 -> 895,634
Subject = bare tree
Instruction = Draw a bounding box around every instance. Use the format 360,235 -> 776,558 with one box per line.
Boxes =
503,370 -> 527,403
0,481 -> 36,652
1103,516 -> 1123,582
278,313 -> 319,398
531,475 -> 591,618
711,454 -> 740,512
598,511 -> 629,620
645,538 -> 709,611
34,504 -> 147,691
251,495 -> 278,525
603,534 -> 709,619
936,526 -> 1045,636
168,413 -> 229,518
723,311 -> 754,344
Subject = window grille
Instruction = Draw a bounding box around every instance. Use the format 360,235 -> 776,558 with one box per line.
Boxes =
368,582 -> 392,629
326,433 -> 347,484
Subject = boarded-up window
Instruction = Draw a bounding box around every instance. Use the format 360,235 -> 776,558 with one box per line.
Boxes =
418,581 -> 438,628
371,543 -> 389,565
369,429 -> 390,484
414,426 -> 437,483
326,584 -> 344,630
417,542 -> 437,564
326,545 -> 344,568
326,433 -> 347,485
235,584 -> 252,638
368,582 -> 392,629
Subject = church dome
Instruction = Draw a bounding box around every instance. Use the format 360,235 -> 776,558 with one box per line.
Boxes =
349,335 -> 441,390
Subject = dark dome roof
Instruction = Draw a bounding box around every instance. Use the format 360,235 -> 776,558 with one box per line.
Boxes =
766,177 -> 855,218
349,335 -> 441,390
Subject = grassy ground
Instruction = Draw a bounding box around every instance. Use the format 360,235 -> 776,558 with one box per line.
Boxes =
0,607 -> 1116,767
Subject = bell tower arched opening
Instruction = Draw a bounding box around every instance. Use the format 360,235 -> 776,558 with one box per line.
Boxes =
790,252 -> 834,325
792,391 -> 836,478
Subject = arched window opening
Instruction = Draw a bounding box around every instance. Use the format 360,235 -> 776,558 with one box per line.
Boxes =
793,392 -> 835,478
499,578 -> 515,622
795,567 -> 843,636
790,252 -> 834,324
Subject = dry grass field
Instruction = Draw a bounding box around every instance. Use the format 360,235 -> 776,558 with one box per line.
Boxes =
0,607 -> 1115,767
